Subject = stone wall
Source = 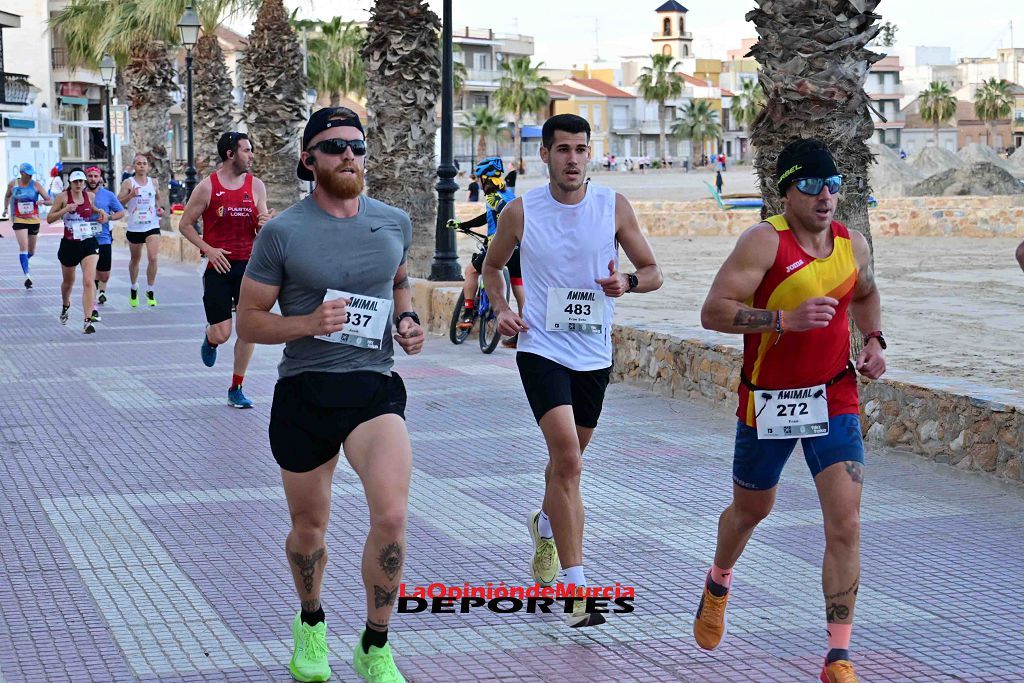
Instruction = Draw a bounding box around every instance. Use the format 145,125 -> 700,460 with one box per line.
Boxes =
455,195 -> 1024,238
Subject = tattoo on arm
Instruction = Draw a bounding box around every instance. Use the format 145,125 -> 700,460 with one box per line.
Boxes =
289,548 -> 326,595
845,461 -> 864,484
374,584 -> 398,608
855,264 -> 876,298
733,308 -> 774,329
826,602 -> 851,622
393,276 -> 411,290
825,579 -> 859,601
378,542 -> 403,581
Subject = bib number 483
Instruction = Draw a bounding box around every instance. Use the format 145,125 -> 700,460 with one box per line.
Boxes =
563,303 -> 591,316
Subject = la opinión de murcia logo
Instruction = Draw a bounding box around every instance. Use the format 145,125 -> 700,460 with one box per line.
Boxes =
397,582 -> 636,616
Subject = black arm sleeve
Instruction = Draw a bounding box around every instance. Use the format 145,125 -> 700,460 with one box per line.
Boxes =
505,170 -> 517,188
461,212 -> 488,229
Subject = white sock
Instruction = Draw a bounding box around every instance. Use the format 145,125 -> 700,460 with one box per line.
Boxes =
564,565 -> 586,589
131,282 -> 138,290
538,510 -> 553,538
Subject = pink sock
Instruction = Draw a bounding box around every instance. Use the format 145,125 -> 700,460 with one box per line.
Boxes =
709,564 -> 733,589
827,623 -> 852,651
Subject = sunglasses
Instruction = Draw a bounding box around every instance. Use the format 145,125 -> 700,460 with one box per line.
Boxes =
794,175 -> 842,196
306,138 -> 367,156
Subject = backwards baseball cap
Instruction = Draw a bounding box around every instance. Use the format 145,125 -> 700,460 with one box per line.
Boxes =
776,138 -> 839,195
69,170 -> 87,182
18,162 -> 34,176
297,106 -> 364,181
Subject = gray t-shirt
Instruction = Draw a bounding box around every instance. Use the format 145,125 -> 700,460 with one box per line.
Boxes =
245,195 -> 412,378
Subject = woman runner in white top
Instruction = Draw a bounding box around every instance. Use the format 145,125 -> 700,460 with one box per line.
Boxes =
117,152 -> 165,306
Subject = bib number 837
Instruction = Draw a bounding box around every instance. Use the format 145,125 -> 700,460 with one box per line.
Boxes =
563,304 -> 591,316
776,402 -> 809,417
344,312 -> 372,328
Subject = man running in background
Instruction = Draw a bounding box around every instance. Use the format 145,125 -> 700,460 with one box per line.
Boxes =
85,166 -> 126,318
117,153 -> 165,307
179,132 -> 272,409
5,162 -> 51,288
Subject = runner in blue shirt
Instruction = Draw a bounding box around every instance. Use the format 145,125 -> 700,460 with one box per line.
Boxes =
85,166 -> 126,319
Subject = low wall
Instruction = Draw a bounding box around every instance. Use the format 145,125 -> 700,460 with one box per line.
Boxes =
456,195 -> 1024,238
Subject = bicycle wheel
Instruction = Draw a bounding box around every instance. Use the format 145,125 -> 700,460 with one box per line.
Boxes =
479,306 -> 502,353
449,292 -> 473,344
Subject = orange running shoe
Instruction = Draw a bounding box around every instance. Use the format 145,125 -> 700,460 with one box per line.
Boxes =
693,575 -> 729,650
820,659 -> 859,683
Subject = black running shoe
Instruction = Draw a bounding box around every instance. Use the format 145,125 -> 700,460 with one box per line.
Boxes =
98,291 -> 107,305
83,320 -> 96,334
24,276 -> 32,289
59,305 -> 70,325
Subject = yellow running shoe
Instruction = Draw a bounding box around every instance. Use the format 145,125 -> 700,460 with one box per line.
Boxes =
527,511 -> 559,587
693,575 -> 729,650
129,288 -> 139,308
289,612 -> 331,682
352,631 -> 406,682
565,586 -> 607,628
146,290 -> 157,306
820,659 -> 859,683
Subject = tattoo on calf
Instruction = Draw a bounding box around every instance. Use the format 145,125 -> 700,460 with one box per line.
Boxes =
289,548 -> 326,595
825,579 -> 860,601
367,618 -> 389,631
301,599 -> 321,613
826,602 -> 851,622
733,309 -> 773,328
374,584 -> 398,608
378,542 -> 403,581
845,461 -> 864,484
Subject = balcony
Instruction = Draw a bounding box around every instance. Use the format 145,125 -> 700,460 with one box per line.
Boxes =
652,32 -> 693,40
1,72 -> 32,105
465,68 -> 502,85
1014,116 -> 1024,133
51,47 -> 103,86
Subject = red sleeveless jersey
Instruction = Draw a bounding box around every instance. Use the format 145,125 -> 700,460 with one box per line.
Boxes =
62,189 -> 94,241
201,172 -> 259,261
737,214 -> 860,427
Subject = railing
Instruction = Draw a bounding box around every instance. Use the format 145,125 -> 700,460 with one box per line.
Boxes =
465,68 -> 503,83
1,72 -> 32,105
456,27 -> 533,44
51,47 -> 67,69
652,32 -> 693,40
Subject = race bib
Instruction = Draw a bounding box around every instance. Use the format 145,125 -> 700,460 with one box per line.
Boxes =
71,221 -> 100,240
315,290 -> 392,350
754,384 -> 829,439
16,201 -> 34,215
545,287 -> 606,334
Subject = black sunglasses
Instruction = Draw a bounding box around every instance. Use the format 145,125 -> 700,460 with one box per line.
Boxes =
795,175 -> 842,196
306,138 -> 367,156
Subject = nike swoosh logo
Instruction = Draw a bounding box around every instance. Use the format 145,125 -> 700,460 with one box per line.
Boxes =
370,225 -> 386,233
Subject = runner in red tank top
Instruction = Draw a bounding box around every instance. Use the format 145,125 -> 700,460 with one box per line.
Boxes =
179,132 -> 274,408
692,139 -> 887,683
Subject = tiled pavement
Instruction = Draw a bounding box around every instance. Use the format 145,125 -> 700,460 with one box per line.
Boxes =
1,228 -> 1022,683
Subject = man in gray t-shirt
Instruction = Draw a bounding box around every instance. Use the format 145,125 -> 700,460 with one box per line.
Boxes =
236,106 -> 424,683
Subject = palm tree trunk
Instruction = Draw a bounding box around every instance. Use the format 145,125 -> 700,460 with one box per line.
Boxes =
658,103 -> 667,162
193,34 -> 235,176
330,92 -> 340,107
477,134 -> 487,160
514,106 -> 524,173
363,0 -> 441,277
933,122 -> 939,147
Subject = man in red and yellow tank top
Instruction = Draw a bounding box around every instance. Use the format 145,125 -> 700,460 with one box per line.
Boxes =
692,139 -> 886,683
179,132 -> 274,409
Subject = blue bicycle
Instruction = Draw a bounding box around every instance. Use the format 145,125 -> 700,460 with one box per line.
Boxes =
447,223 -> 510,354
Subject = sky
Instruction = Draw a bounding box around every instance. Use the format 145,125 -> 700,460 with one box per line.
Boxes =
269,1 -> 1024,70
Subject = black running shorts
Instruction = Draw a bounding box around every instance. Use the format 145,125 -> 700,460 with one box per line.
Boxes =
472,247 -> 522,281
516,352 -> 611,429
96,244 -> 112,273
57,237 -> 100,268
269,371 -> 407,473
13,222 -> 41,236
203,260 -> 247,325
126,227 -> 161,244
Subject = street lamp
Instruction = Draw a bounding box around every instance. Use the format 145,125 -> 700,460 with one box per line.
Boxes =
177,5 -> 201,200
430,0 -> 461,281
305,88 -> 317,192
99,54 -> 116,188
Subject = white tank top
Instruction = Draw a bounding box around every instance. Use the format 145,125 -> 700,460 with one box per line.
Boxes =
517,183 -> 617,371
126,176 -> 157,231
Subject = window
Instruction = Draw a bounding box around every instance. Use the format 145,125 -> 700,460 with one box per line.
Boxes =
679,17 -> 685,35
474,53 -> 490,71
663,18 -> 671,36
473,94 -> 489,108
662,45 -> 672,56
579,104 -> 589,121
593,105 -> 602,130
683,44 -> 689,57
612,105 -> 629,128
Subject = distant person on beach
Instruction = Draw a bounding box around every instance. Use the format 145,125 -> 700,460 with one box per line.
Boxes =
716,170 -> 724,194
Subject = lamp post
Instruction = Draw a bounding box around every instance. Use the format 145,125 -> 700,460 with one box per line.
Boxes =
305,87 -> 317,193
430,0 -> 461,281
99,54 -> 116,188
177,5 -> 201,200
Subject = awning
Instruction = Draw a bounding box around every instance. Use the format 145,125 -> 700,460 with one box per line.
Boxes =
521,125 -> 542,139
60,95 -> 90,105
3,117 -> 35,129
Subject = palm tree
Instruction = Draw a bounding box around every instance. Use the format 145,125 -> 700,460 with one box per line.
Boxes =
306,17 -> 366,106
671,101 -> 722,165
731,77 -> 765,132
918,81 -> 957,147
974,77 -> 1013,148
636,53 -> 684,162
239,0 -> 307,210
363,0 -> 441,277
462,107 -> 503,161
746,0 -> 881,249
494,56 -> 550,172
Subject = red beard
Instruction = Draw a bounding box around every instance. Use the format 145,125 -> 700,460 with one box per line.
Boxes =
315,162 -> 364,199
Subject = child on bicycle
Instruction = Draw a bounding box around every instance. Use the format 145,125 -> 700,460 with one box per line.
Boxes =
447,157 -> 524,347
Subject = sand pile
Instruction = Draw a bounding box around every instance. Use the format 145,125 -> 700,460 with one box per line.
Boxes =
867,143 -> 923,198
908,162 -> 1024,196
910,146 -> 963,177
1007,146 -> 1024,172
957,143 -> 1014,173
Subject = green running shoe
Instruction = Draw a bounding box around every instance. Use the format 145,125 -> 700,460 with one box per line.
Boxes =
289,612 -> 331,682
527,510 -> 560,587
129,288 -> 139,308
352,632 -> 406,683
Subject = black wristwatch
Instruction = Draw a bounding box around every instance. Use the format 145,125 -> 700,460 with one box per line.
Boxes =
625,272 -> 639,293
395,311 -> 421,326
864,331 -> 886,349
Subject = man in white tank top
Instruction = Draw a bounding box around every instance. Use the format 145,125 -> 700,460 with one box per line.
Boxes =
117,152 -> 165,307
482,114 -> 663,627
